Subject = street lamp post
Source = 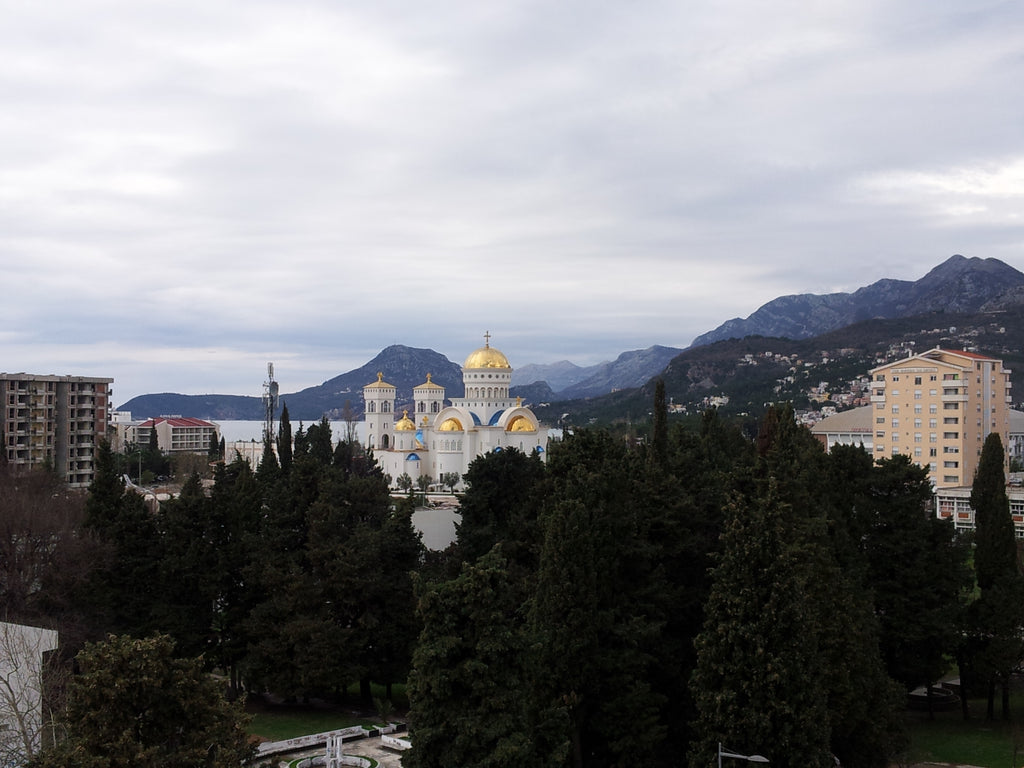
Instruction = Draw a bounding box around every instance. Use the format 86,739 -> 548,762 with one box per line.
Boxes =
718,742 -> 769,768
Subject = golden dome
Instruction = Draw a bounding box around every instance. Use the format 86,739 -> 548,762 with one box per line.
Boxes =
439,417 -> 464,432
395,409 -> 415,431
463,333 -> 511,369
507,416 -> 536,432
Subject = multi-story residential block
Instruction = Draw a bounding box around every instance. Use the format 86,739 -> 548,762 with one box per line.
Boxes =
137,416 -> 220,454
0,373 -> 112,487
868,348 -> 1012,488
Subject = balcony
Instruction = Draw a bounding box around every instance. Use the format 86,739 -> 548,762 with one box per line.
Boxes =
941,393 -> 968,402
870,394 -> 887,403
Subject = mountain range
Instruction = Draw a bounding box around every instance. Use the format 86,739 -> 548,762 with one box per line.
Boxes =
119,255 -> 1024,422
691,255 -> 1024,347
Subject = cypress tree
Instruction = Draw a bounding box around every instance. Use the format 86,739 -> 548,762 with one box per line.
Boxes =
967,432 -> 1024,720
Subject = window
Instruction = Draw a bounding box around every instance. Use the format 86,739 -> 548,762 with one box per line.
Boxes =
914,377 -> 922,385
914,433 -> 922,443
891,445 -> 900,454
914,405 -> 922,414
944,461 -> 959,468
943,403 -> 958,410
929,448 -> 937,457
914,391 -> 922,399
914,418 -> 922,428
891,419 -> 899,427
929,404 -> 938,414
876,431 -> 885,438
876,417 -> 885,424
944,475 -> 960,484
914,447 -> 922,457
876,402 -> 885,410
944,417 -> 959,424
943,446 -> 959,454
929,419 -> 937,428
875,374 -> 885,381
892,405 -> 900,414
943,432 -> 959,439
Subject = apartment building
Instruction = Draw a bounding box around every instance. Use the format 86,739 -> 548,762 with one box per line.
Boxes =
0,373 -> 113,487
868,348 -> 1012,488
137,416 -> 219,454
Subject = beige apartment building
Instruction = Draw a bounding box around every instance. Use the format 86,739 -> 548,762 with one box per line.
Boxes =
869,348 -> 1012,488
0,373 -> 113,487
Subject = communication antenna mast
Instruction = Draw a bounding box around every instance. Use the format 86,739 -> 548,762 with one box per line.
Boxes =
263,362 -> 279,443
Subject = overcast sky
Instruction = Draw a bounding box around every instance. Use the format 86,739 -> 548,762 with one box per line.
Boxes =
3,1 -> 1024,405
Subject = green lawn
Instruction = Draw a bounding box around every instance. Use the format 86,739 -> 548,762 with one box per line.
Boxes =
246,683 -> 408,743
904,696 -> 1024,767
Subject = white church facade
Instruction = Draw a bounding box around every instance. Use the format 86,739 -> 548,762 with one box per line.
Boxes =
363,336 -> 547,488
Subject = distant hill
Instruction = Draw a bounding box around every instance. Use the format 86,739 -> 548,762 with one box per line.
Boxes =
691,255 -> 1024,347
537,305 -> 1024,427
119,343 -> 683,421
512,345 -> 684,398
120,345 -> 463,422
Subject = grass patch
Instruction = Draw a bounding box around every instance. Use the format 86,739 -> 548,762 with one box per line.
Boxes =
247,702 -> 366,742
904,694 -> 1024,768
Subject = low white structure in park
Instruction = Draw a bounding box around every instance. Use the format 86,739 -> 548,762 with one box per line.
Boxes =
0,621 -> 59,766
365,335 -> 547,488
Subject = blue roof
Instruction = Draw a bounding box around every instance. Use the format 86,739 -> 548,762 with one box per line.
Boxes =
488,409 -> 505,426
469,411 -> 482,426
406,453 -> 421,461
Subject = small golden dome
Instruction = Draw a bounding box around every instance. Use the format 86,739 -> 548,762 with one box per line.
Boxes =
414,372 -> 445,390
395,409 -> 415,431
463,333 -> 511,369
507,416 -> 536,432
439,417 -> 464,432
366,371 -> 395,389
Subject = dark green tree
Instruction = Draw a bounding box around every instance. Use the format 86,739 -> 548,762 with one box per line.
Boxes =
690,483 -> 832,768
83,445 -> 165,638
456,447 -> 546,568
860,456 -> 969,711
30,634 -> 254,768
531,430 -> 666,767
277,402 -> 293,474
650,377 -> 667,467
150,473 -> 215,658
972,433 -> 1016,591
405,548 -> 538,768
968,432 -> 1024,720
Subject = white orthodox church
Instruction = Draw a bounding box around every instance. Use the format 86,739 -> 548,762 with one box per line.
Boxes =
363,335 -> 547,488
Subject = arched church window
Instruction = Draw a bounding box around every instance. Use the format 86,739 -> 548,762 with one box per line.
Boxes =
382,434 -> 390,448
368,402 -> 376,413
418,402 -> 424,412
431,402 -> 439,413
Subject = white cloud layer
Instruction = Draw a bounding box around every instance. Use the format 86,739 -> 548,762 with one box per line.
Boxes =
1,0 -> 1023,403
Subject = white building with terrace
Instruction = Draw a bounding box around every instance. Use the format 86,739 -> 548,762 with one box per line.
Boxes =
364,335 -> 547,488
